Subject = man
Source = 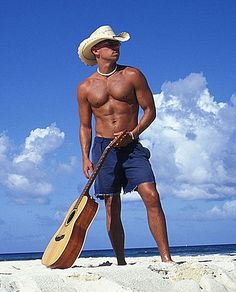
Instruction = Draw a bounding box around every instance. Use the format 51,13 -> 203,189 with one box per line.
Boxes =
77,25 -> 172,265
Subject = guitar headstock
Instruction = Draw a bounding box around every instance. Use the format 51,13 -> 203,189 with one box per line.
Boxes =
108,130 -> 128,148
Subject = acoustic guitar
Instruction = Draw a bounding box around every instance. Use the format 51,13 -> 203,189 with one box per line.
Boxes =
41,131 -> 127,269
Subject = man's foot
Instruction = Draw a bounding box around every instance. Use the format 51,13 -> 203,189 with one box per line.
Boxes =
117,259 -> 127,265
162,259 -> 175,263
161,254 -> 174,263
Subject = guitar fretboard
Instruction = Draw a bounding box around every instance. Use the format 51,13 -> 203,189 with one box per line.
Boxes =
72,146 -> 110,209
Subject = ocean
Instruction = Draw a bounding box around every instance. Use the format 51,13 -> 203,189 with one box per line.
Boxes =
0,244 -> 236,262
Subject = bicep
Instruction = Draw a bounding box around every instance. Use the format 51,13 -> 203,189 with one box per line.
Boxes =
77,85 -> 92,129
133,71 -> 155,111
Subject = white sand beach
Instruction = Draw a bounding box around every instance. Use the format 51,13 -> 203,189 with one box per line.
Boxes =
0,254 -> 236,291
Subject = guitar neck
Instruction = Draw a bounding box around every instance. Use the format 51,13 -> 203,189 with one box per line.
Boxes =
81,145 -> 111,196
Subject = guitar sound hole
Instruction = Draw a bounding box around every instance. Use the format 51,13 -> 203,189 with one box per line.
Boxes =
55,234 -> 65,241
66,210 -> 76,225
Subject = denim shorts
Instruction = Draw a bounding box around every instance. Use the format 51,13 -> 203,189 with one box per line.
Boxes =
92,137 -> 156,199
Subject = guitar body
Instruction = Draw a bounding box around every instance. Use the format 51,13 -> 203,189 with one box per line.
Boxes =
42,195 -> 99,269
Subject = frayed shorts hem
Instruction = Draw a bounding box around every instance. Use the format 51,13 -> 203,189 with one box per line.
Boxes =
95,181 -> 155,200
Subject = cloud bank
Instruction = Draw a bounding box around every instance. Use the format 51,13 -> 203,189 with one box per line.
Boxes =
141,73 -> 236,203
0,124 -> 65,204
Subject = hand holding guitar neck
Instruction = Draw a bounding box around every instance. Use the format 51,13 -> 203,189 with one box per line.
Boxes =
114,130 -> 133,147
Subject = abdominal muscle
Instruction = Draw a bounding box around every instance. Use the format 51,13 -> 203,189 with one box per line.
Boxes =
93,105 -> 139,138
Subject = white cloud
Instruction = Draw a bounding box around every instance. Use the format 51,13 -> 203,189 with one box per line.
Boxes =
6,174 -> 53,195
206,200 -> 236,219
0,124 -> 65,203
0,134 -> 9,157
0,134 -> 11,185
141,73 -> 236,201
192,200 -> 236,221
14,124 -> 64,164
230,94 -> 236,106
197,88 -> 225,114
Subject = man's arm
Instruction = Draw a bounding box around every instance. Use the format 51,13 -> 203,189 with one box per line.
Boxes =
128,68 -> 156,138
77,81 -> 94,178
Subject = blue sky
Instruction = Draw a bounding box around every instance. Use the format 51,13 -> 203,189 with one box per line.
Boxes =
0,0 -> 236,254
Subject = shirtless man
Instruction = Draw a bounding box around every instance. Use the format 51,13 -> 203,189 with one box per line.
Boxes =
77,26 -> 172,265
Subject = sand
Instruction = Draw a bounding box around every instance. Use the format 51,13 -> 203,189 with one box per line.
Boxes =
0,254 -> 236,291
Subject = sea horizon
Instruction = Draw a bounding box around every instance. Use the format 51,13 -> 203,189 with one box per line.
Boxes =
1,243 -> 236,262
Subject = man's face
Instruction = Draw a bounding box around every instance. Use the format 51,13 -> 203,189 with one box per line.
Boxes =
93,40 -> 121,50
92,40 -> 121,61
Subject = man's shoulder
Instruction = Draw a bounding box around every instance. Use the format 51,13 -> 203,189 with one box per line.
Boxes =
120,65 -> 145,80
78,73 -> 97,91
120,65 -> 140,73
79,72 -> 97,85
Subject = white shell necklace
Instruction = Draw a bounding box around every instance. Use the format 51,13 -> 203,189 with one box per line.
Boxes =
97,65 -> 117,77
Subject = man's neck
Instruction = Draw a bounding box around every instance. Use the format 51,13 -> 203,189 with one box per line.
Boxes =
97,63 -> 118,76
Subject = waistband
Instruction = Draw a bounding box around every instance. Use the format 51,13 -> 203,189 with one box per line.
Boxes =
94,136 -> 139,144
94,136 -> 113,143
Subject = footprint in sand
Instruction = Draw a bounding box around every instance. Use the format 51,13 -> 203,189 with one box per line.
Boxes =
68,272 -> 102,281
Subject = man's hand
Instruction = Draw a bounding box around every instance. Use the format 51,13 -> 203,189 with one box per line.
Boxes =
114,131 -> 134,147
83,157 -> 94,178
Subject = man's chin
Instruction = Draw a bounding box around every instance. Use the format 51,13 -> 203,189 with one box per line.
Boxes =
112,53 -> 119,59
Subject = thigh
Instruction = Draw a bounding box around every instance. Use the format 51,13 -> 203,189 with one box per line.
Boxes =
92,139 -> 122,195
122,142 -> 156,193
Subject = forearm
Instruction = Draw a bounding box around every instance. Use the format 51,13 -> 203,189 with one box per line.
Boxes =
79,125 -> 92,160
132,107 -> 156,138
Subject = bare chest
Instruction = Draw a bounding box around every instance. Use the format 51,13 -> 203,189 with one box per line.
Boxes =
87,76 -> 136,108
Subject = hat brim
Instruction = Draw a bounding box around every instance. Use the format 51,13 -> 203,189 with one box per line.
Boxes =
78,32 -> 130,66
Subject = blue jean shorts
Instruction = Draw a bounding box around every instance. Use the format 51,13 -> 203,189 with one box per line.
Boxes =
92,137 -> 156,199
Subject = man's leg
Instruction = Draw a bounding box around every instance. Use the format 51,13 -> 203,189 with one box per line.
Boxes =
138,182 -> 173,262
104,194 -> 127,265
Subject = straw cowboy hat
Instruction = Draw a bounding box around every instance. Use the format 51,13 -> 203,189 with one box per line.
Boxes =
78,25 -> 130,66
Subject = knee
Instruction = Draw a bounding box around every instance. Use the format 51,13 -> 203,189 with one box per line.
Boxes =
146,191 -> 162,209
105,196 -> 121,226
138,184 -> 162,209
